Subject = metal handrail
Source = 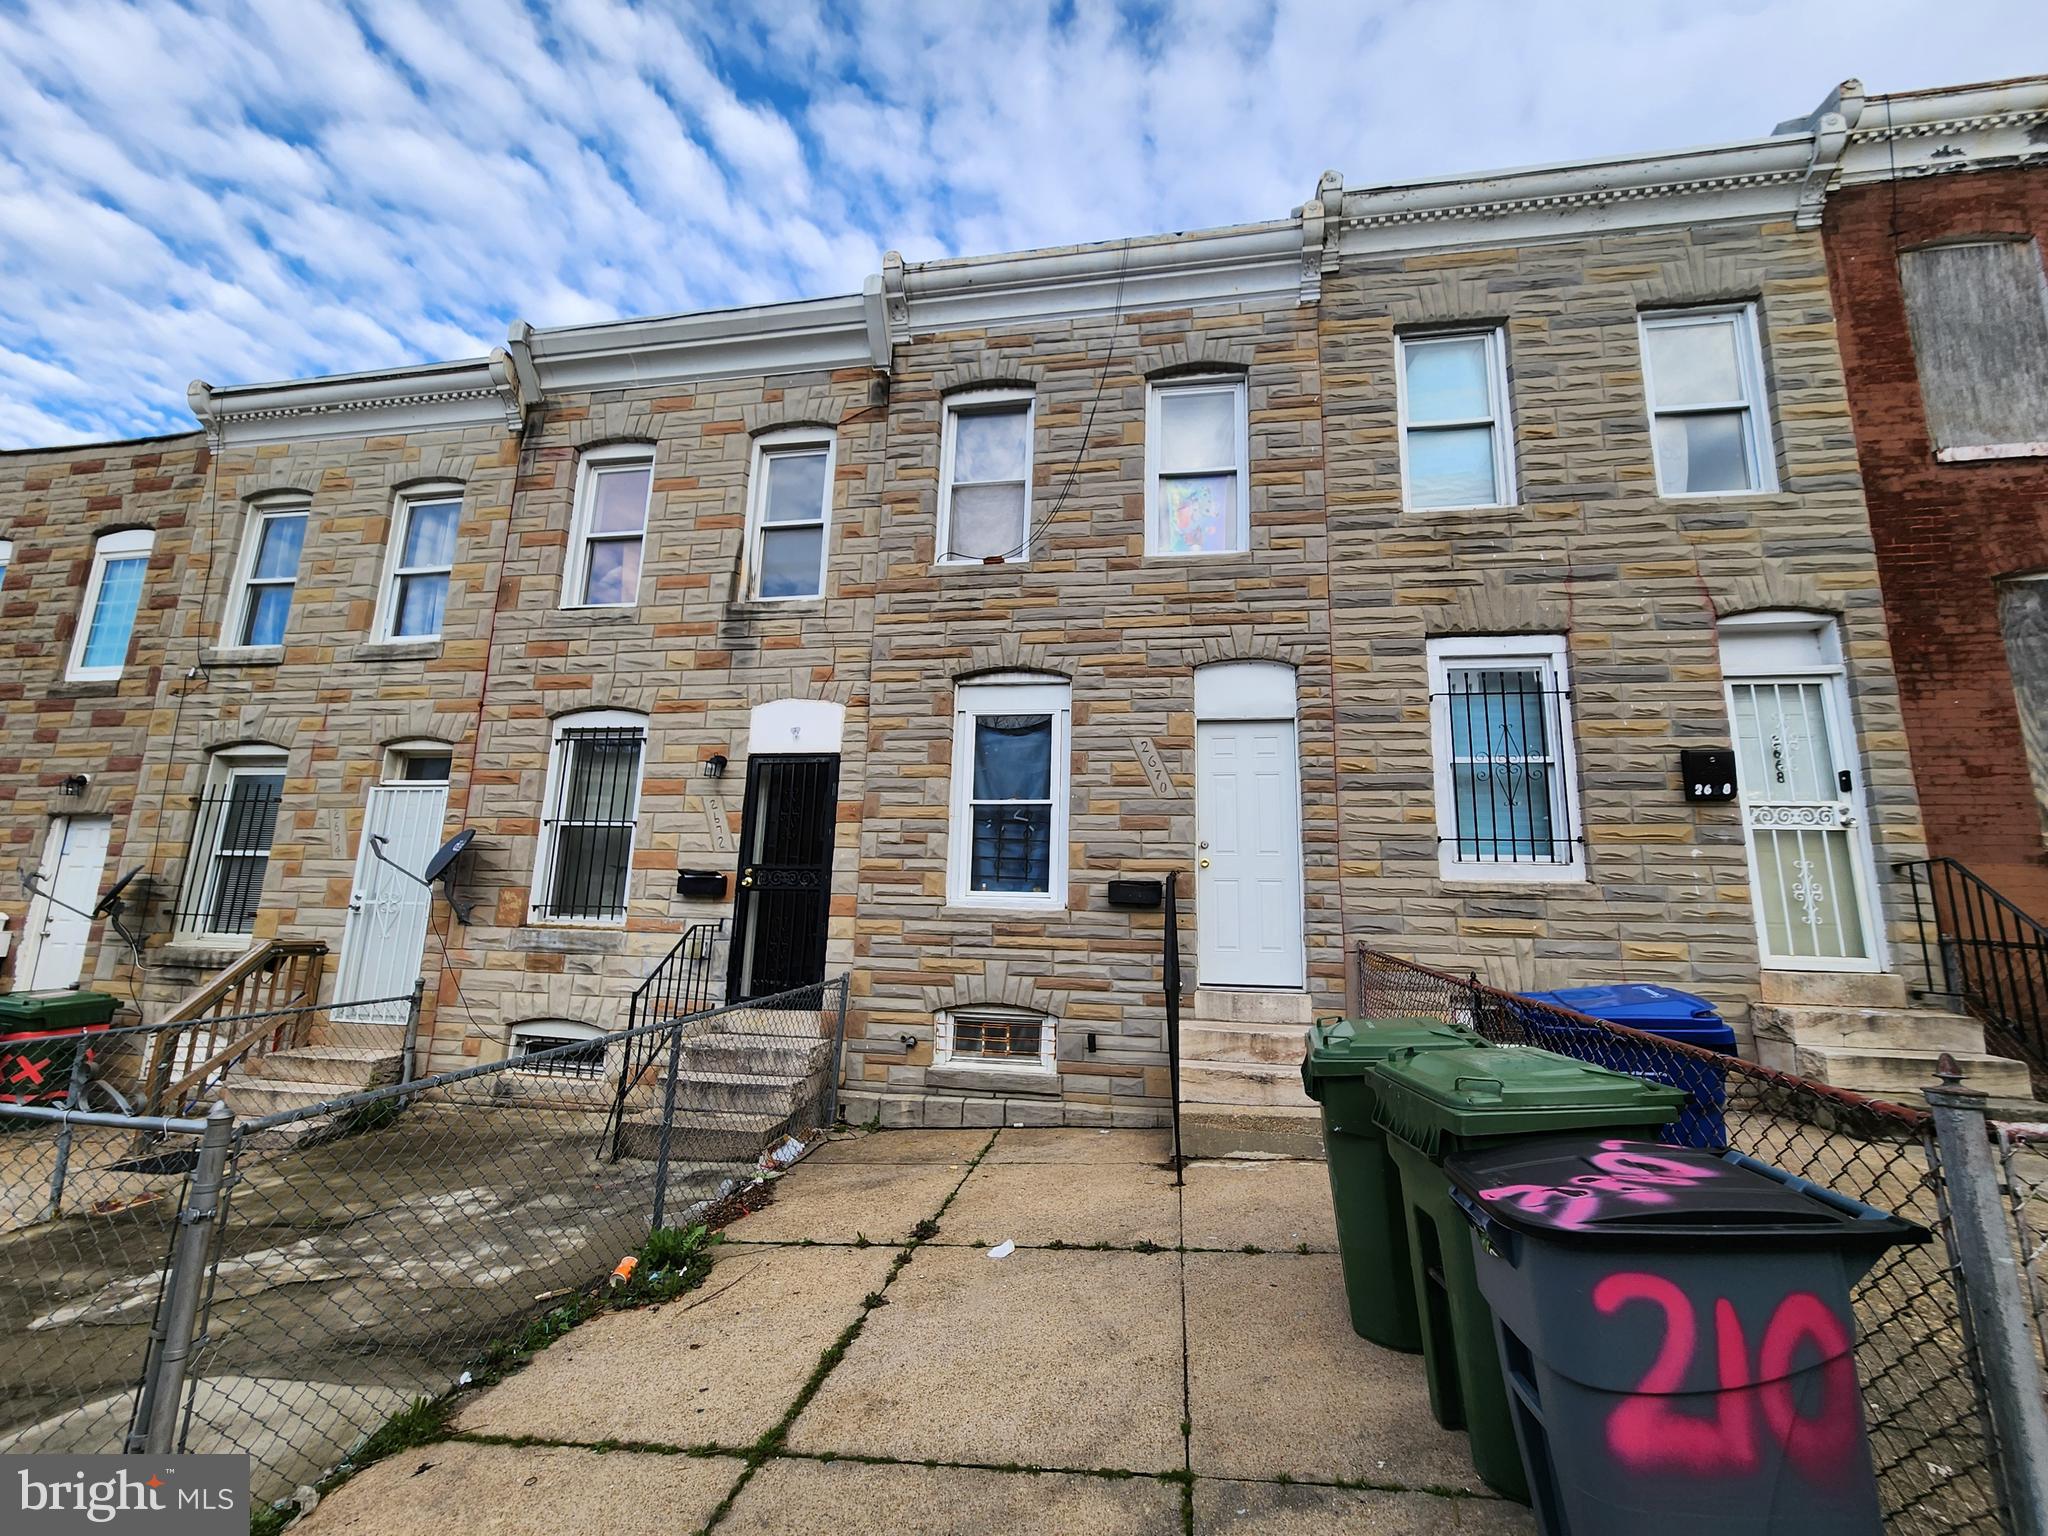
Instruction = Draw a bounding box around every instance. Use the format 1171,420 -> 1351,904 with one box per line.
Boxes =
605,921 -> 724,1158
1895,857 -> 2047,1086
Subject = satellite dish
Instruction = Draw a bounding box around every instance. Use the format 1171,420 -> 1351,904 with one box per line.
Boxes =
423,828 -> 475,885
94,866 -> 143,917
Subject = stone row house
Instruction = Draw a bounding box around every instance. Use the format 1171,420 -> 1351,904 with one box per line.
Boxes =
4,76 -> 2042,1150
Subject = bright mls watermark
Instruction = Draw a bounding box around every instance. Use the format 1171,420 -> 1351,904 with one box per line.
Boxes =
4,1455 -> 247,1534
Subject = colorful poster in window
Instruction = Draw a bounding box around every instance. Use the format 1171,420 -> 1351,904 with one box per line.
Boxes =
1158,475 -> 1234,555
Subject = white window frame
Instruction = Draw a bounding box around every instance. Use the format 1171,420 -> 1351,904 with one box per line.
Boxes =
1640,305 -> 1779,498
1144,374 -> 1251,556
936,389 -> 1035,566
744,428 -> 835,601
935,1005 -> 1058,1072
1395,329 -> 1516,510
219,497 -> 309,651
67,527 -> 155,682
373,484 -> 463,640
179,746 -> 288,944
529,708 -> 647,927
1426,635 -> 1585,883
382,739 -> 455,783
562,446 -> 654,609
508,1019 -> 610,1079
946,675 -> 1071,911
0,538 -> 13,590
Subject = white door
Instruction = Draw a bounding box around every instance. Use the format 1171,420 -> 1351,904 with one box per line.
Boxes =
333,782 -> 448,1022
1196,720 -> 1306,988
15,816 -> 112,991
1724,641 -> 1882,970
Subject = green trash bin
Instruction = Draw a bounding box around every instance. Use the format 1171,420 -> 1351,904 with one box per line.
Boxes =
1370,1044 -> 1687,1502
1301,1017 -> 1483,1350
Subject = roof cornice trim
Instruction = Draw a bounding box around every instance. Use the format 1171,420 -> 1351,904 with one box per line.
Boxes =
518,293 -> 875,394
188,354 -> 524,447
1835,77 -> 2048,188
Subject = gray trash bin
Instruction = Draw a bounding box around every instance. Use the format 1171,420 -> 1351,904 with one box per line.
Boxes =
1444,1134 -> 1927,1536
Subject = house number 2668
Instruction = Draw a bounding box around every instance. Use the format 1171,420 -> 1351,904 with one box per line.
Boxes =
1594,1272 -> 1860,1480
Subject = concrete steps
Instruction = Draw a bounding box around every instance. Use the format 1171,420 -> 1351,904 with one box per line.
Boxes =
1176,989 -> 1322,1158
615,1109 -> 796,1164
214,1077 -> 361,1119
1749,970 -> 2036,1103
251,1044 -> 405,1087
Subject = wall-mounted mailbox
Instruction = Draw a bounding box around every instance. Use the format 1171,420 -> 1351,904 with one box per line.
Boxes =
676,869 -> 728,899
1681,748 -> 1738,802
1107,878 -> 1164,910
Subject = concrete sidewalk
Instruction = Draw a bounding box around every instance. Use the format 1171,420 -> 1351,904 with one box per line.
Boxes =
296,1128 -> 1533,1535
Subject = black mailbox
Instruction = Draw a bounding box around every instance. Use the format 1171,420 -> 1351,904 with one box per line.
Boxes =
1681,748 -> 1738,802
676,869 -> 728,898
1107,878 -> 1164,910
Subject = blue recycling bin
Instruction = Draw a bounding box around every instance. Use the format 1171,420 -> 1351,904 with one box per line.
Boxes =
1517,985 -> 1735,1149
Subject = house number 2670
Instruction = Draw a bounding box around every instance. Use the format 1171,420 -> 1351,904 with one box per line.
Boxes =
1594,1272 -> 1860,1480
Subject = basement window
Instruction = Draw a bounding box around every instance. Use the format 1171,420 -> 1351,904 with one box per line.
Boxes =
1899,239 -> 2048,460
509,1020 -> 609,1078
938,1006 -> 1055,1070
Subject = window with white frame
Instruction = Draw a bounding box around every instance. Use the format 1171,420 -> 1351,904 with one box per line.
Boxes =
1399,330 -> 1515,509
67,528 -> 154,682
509,1019 -> 609,1078
1426,636 -> 1583,881
948,676 -> 1070,908
1147,375 -> 1249,555
0,538 -> 13,589
563,448 -> 653,608
1640,306 -> 1777,496
377,487 -> 461,639
175,748 -> 287,940
747,431 -> 833,600
224,500 -> 307,648
531,710 -> 646,923
937,1005 -> 1056,1070
938,390 -> 1033,563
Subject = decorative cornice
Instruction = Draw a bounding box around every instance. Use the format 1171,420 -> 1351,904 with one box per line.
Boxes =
516,294 -> 877,396
1834,76 -> 2048,188
188,353 -> 525,447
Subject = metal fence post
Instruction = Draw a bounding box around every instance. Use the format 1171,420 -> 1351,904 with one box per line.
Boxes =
822,977 -> 848,1132
1926,1061 -> 2048,1536
650,1018 -> 685,1233
43,1042 -> 93,1223
400,976 -> 425,1091
135,1102 -> 234,1456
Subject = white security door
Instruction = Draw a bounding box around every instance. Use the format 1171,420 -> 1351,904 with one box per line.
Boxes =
1727,673 -> 1882,971
15,816 -> 112,991
1196,720 -> 1306,988
333,782 -> 448,1021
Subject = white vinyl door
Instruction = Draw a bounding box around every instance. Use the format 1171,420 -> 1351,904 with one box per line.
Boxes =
15,815 -> 112,991
333,782 -> 448,1022
1727,676 -> 1881,970
1196,719 -> 1306,988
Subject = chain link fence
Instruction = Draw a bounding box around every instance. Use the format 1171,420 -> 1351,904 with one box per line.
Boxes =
1356,945 -> 2012,1535
0,975 -> 849,1506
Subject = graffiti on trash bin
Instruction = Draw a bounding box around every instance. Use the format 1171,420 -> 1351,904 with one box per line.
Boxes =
1594,1271 -> 1861,1481
1478,1140 -> 1723,1231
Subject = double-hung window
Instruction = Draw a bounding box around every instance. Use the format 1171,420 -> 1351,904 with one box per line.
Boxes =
1426,636 -> 1583,882
176,750 -> 287,940
747,431 -> 833,600
948,677 -> 1070,909
564,449 -> 653,608
532,711 -> 646,924
226,501 -> 308,648
938,391 -> 1033,563
1641,306 -> 1777,495
378,488 -> 460,639
67,528 -> 154,682
1399,330 -> 1515,509
1147,376 -> 1250,554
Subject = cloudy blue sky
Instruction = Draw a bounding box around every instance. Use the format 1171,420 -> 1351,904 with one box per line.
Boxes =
1,0 -> 2043,447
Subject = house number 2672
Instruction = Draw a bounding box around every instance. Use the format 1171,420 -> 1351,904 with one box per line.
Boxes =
1594,1272 -> 1860,1481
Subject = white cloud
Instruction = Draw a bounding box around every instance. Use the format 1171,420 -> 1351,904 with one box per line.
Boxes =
0,0 -> 2043,447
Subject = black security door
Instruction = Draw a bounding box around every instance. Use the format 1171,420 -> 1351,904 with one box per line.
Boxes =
726,753 -> 840,1002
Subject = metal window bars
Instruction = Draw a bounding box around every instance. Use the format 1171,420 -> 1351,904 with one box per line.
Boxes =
171,773 -> 285,937
1436,668 -> 1579,864
951,1008 -> 1044,1060
534,727 -> 644,921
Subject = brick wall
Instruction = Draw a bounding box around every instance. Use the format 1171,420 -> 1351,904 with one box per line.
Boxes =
1822,168 -> 2048,921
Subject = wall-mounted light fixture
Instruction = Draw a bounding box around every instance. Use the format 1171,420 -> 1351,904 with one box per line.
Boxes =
60,774 -> 89,797
705,753 -> 728,780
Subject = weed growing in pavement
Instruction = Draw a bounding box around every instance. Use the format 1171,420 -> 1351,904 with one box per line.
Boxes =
1133,1239 -> 1163,1254
910,1218 -> 939,1241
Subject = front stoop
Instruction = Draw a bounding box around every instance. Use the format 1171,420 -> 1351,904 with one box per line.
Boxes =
1177,989 -> 1325,1160
1751,971 -> 2035,1102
